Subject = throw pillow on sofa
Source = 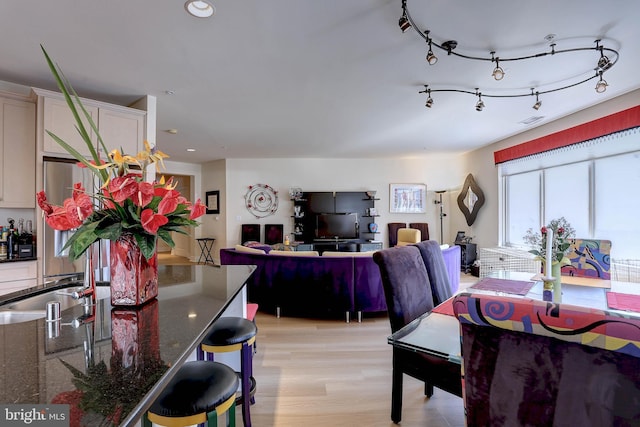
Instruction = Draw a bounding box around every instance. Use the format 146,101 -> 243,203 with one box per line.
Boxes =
234,244 -> 267,254
269,250 -> 319,257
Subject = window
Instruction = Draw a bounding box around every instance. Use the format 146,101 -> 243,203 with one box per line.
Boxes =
500,128 -> 640,259
505,170 -> 540,246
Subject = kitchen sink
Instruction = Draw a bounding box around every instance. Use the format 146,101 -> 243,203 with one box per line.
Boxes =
0,310 -> 48,325
0,281 -> 88,325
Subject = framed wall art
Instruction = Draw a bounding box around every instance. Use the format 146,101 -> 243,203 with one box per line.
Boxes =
245,183 -> 279,218
390,183 -> 427,213
205,190 -> 220,214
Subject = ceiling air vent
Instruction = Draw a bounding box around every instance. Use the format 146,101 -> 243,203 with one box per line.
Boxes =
519,116 -> 545,125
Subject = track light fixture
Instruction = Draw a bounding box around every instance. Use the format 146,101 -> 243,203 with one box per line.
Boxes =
398,0 -> 411,32
424,87 -> 434,107
532,89 -> 542,110
596,40 -> 612,71
475,89 -> 484,112
595,72 -> 608,93
400,1 -> 619,110
425,31 -> 438,65
490,52 -> 505,81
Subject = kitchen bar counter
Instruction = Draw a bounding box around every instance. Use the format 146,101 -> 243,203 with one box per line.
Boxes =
0,264 -> 255,426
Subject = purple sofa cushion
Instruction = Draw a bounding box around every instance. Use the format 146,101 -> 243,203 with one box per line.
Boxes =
442,245 -> 461,293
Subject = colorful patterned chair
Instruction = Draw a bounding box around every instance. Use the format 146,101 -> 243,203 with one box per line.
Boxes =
562,238 -> 612,279
453,292 -> 640,426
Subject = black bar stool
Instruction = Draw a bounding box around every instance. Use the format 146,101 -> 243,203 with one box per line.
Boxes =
143,360 -> 238,427
197,317 -> 257,427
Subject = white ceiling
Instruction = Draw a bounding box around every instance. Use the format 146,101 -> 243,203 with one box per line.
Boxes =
1,1 -> 639,164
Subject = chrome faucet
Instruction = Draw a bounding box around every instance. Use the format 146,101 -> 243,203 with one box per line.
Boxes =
71,247 -> 96,306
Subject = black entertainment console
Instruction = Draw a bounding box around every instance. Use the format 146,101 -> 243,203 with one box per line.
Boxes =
293,240 -> 381,254
291,191 -> 381,252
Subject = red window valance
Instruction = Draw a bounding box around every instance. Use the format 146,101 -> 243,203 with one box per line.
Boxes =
493,105 -> 640,164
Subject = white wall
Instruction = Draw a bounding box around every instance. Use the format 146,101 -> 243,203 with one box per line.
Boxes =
199,156 -> 466,262
177,89 -> 640,264
461,88 -> 640,252
200,159 -> 227,260
162,160 -> 202,261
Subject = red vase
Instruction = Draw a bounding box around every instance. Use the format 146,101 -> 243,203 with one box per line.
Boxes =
110,299 -> 163,424
110,233 -> 158,306
111,299 -> 161,370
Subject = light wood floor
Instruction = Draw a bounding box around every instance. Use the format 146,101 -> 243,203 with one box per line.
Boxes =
245,274 -> 477,427
157,253 -> 197,266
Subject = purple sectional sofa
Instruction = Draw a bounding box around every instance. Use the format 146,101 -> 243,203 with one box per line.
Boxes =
220,245 -> 460,321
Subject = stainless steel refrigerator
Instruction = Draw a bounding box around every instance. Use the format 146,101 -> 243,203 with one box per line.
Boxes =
42,158 -> 110,282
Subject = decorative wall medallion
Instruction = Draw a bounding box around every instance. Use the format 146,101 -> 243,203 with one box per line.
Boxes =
245,183 -> 279,218
457,174 -> 485,226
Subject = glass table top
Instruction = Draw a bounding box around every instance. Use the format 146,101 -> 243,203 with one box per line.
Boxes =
387,271 -> 640,364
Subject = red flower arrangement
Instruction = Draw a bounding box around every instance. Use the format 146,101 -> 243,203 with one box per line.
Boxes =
37,46 -> 205,261
523,217 -> 576,264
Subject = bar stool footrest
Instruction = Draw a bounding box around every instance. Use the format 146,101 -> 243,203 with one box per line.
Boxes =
235,374 -> 257,405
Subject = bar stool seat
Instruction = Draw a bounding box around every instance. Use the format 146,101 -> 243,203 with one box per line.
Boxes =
144,360 -> 238,427
198,317 -> 257,427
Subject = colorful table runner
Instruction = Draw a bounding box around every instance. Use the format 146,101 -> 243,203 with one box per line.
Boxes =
469,277 -> 535,296
606,292 -> 640,312
431,298 -> 455,316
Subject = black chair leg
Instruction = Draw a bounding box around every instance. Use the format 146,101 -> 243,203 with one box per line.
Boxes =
391,349 -> 403,424
424,382 -> 434,397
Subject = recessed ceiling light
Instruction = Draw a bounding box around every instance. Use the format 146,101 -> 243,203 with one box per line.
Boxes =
184,0 -> 215,18
166,129 -> 178,134
165,90 -> 175,95
186,148 -> 196,152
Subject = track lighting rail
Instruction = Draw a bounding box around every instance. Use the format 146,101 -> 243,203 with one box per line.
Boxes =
401,0 -> 619,110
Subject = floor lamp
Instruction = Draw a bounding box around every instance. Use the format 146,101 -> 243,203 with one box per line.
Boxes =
434,190 -> 446,244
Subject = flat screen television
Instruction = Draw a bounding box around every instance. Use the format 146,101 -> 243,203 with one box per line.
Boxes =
315,213 -> 359,240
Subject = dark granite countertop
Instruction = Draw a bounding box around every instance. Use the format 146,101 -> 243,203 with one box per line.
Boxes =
0,263 -> 255,426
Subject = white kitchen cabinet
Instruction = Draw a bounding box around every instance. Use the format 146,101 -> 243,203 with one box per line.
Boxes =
97,106 -> 144,156
0,261 -> 37,296
34,88 -> 145,158
0,97 -> 36,208
41,95 -> 98,156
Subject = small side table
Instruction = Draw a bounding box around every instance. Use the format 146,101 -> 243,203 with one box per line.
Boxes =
196,238 -> 216,264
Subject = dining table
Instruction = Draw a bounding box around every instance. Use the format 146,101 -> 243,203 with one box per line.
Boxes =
386,270 -> 640,422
